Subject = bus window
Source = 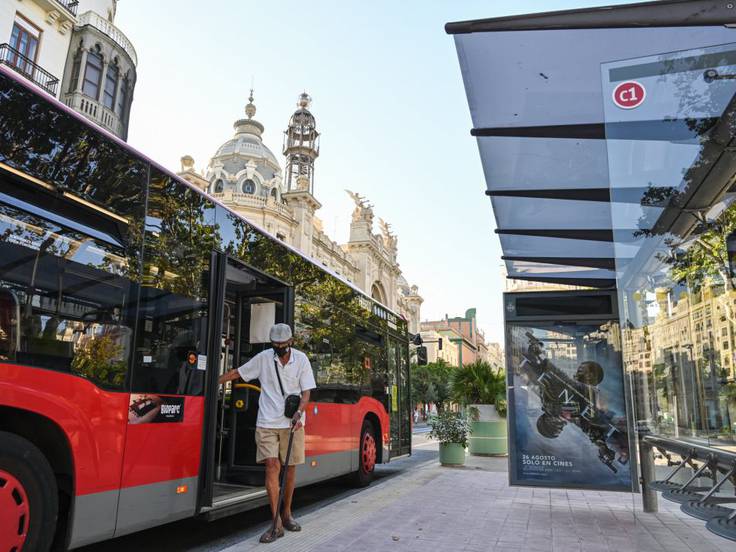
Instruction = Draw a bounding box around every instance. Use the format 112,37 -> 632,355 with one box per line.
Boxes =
0,185 -> 143,390
131,170 -> 218,395
0,288 -> 19,360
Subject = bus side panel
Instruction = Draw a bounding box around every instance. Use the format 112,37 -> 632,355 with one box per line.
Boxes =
303,400 -> 354,480
297,397 -> 390,485
113,395 -> 205,537
0,363 -> 128,547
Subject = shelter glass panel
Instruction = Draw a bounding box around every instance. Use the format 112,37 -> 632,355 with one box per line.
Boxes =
603,43 -> 736,451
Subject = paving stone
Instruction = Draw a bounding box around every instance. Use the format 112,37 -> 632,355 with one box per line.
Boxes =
218,453 -> 733,552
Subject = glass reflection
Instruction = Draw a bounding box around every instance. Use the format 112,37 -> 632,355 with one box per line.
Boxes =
215,204 -> 397,409
604,43 -> 736,450
132,171 -> 218,395
0,171 -> 145,390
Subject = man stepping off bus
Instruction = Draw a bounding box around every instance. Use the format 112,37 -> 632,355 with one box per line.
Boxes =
218,323 -> 316,543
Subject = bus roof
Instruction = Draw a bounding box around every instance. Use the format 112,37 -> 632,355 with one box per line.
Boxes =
0,65 -> 404,321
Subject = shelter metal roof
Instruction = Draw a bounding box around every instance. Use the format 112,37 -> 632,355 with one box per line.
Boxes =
447,0 -> 736,288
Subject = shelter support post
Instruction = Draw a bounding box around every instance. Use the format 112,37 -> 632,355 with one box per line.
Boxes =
639,439 -> 658,513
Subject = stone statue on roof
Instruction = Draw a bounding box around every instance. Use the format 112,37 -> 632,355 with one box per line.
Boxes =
346,189 -> 374,223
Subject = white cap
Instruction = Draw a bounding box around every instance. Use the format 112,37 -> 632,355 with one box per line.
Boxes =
269,323 -> 293,342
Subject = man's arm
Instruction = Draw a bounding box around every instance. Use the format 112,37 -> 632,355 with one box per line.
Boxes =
291,389 -> 311,430
218,368 -> 241,386
219,354 -> 261,386
292,354 -> 317,430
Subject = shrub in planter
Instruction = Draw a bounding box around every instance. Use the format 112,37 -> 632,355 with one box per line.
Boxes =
451,361 -> 508,456
428,410 -> 471,466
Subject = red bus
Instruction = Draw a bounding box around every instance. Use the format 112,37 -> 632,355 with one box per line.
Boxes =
0,66 -> 412,551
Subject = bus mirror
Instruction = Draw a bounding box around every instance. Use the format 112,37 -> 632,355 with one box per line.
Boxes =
416,346 -> 427,365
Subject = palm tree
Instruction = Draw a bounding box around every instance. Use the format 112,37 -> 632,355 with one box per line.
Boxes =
450,361 -> 506,416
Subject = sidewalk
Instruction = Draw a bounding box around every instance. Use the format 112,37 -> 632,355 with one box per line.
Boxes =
221,443 -> 734,552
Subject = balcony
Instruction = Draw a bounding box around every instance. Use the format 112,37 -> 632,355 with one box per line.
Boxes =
77,11 -> 137,66
62,92 -> 125,138
57,0 -> 79,16
210,192 -> 295,220
0,44 -> 59,96
36,0 -> 78,24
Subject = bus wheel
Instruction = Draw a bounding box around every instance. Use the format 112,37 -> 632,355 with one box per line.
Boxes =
0,432 -> 58,552
353,420 -> 376,487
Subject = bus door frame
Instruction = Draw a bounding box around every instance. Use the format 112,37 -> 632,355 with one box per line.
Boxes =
197,252 -> 294,510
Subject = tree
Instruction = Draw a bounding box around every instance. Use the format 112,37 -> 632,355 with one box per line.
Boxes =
411,359 -> 453,413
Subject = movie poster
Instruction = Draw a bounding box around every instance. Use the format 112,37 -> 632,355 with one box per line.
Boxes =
507,323 -> 633,491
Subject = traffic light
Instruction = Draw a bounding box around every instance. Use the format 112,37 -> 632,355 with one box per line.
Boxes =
438,337 -> 443,350
416,346 -> 428,365
411,333 -> 423,346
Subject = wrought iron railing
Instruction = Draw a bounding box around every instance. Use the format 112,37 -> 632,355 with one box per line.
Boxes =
0,44 -> 59,96
58,0 -> 79,16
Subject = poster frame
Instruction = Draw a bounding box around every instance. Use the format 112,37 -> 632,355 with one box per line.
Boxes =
504,289 -> 638,493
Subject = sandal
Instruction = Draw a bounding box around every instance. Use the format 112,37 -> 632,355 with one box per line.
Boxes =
283,517 -> 302,532
259,526 -> 284,543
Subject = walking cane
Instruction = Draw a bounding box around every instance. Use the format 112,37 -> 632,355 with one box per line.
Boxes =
270,419 -> 297,539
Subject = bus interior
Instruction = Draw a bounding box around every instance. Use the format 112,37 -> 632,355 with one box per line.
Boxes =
211,257 -> 291,506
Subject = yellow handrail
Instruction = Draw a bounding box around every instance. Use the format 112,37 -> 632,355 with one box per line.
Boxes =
234,383 -> 261,392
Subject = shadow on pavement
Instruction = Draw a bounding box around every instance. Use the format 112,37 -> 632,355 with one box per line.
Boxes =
77,448 -> 439,552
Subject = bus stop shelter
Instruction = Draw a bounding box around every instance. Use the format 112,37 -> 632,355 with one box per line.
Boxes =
448,0 -> 736,541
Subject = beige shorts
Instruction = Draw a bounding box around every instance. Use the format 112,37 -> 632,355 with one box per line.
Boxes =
255,427 -> 305,465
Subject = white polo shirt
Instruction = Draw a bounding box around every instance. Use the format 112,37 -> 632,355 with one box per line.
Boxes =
237,348 -> 316,429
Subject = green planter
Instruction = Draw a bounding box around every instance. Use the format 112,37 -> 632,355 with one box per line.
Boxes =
439,442 -> 466,466
468,404 -> 508,456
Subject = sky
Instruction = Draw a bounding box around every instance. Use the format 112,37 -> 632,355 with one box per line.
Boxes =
116,0 -> 632,345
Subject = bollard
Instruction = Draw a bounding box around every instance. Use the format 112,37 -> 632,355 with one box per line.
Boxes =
639,439 -> 658,513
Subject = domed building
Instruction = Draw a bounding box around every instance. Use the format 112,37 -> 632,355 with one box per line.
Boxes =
179,92 -> 422,331
206,91 -> 284,200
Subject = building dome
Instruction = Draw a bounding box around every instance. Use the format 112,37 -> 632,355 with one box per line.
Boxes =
213,134 -> 279,167
206,91 -> 284,197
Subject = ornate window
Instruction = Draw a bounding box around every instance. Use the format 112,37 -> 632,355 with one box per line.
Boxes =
270,188 -> 278,200
103,61 -> 118,109
371,282 -> 386,304
68,47 -> 82,92
83,46 -> 103,99
242,179 -> 255,194
213,179 -> 224,193
116,76 -> 128,117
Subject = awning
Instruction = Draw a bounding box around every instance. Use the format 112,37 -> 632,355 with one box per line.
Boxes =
447,0 -> 736,288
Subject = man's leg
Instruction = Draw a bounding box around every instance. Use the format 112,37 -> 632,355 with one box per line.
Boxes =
280,427 -> 304,530
256,428 -> 284,542
281,465 -> 297,521
264,457 -> 282,529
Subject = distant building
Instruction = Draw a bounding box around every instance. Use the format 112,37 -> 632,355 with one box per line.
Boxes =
501,264 -> 587,293
420,328 -> 461,366
179,92 -> 422,330
0,0 -> 137,139
421,308 -> 489,367
486,342 -> 504,369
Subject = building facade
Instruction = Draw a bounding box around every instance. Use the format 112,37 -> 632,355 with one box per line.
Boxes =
421,308 -> 490,367
0,0 -> 136,139
179,92 -> 423,331
419,328 -> 461,366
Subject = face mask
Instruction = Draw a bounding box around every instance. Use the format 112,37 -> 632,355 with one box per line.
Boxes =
273,345 -> 289,358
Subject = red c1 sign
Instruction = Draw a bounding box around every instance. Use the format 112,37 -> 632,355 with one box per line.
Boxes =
612,81 -> 646,109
